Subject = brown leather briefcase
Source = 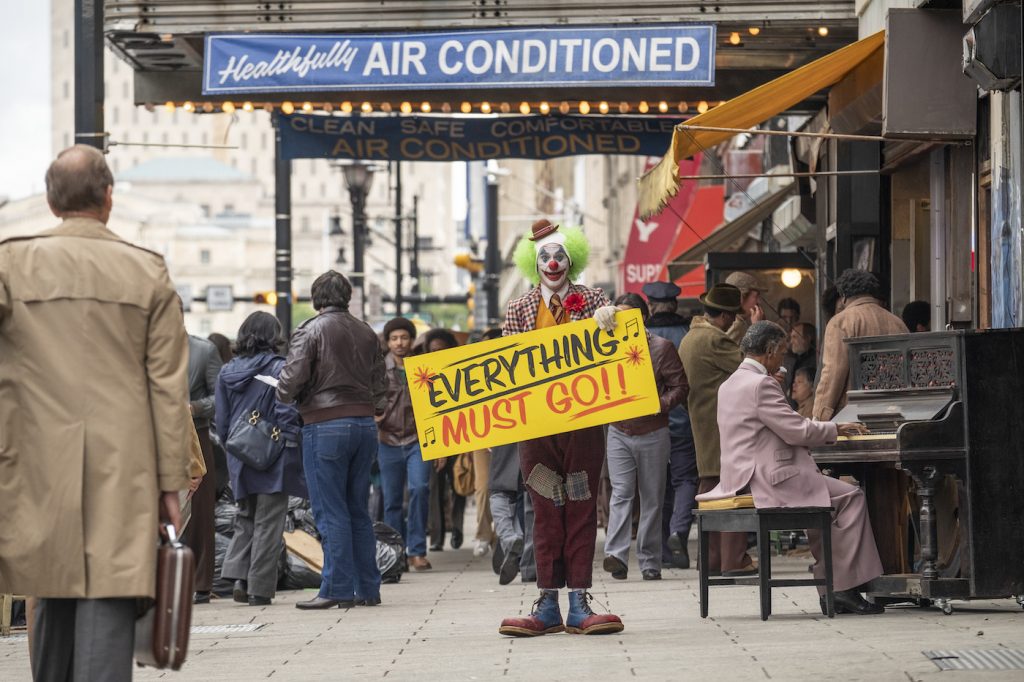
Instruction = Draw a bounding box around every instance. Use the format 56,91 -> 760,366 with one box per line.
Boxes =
135,525 -> 194,670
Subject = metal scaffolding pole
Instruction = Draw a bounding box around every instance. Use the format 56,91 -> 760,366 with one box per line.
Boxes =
273,118 -> 293,333
74,0 -> 104,150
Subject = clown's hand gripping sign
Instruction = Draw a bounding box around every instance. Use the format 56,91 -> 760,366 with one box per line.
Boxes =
405,309 -> 660,460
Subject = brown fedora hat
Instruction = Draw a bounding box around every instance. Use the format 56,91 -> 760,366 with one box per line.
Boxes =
699,283 -> 743,313
529,218 -> 559,241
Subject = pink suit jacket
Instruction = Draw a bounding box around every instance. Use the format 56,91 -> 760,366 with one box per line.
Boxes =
696,362 -> 839,508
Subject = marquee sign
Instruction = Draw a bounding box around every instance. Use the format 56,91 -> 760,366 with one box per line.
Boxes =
203,25 -> 715,94
277,113 -> 679,161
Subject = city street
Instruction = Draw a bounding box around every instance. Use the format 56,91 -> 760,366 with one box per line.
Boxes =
3,527 -> 1023,681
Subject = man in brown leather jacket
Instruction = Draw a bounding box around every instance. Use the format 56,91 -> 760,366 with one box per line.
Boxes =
602,293 -> 688,582
277,271 -> 387,609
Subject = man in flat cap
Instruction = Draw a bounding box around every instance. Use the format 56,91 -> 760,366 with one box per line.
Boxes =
678,283 -> 755,577
499,219 -> 624,638
642,281 -> 698,569
725,271 -> 765,345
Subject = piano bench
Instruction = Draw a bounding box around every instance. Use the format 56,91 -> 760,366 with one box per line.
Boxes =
695,506 -> 835,621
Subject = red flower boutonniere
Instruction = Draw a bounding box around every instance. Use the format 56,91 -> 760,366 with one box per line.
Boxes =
563,293 -> 586,314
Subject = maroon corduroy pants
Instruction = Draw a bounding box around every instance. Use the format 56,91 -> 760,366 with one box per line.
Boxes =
519,426 -> 605,590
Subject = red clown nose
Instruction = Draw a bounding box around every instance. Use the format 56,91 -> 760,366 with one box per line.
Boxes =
547,261 -> 559,271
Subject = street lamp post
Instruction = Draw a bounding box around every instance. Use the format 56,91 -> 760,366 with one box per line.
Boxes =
342,162 -> 376,319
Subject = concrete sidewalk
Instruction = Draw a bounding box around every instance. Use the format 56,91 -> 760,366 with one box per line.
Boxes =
3,534 -> 1023,681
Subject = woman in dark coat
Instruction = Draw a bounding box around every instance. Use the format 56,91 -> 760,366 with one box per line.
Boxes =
215,312 -> 306,606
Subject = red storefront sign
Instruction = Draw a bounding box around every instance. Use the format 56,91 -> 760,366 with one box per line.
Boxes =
620,154 -> 702,295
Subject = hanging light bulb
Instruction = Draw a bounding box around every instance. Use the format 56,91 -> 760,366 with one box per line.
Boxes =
519,101 -> 531,115
749,26 -> 761,36
242,101 -> 254,112
441,102 -> 452,113
579,101 -> 591,114
201,102 -> 214,113
781,269 -> 803,288
361,101 -> 372,113
499,102 -> 511,113
301,101 -> 313,112
697,100 -> 709,114
480,101 -> 492,114
818,26 -> 829,37
400,101 -> 412,114
678,101 -> 689,114
618,101 -> 630,114
182,101 -> 195,113
558,101 -> 570,114
657,101 -> 668,113
598,101 -> 609,114
221,101 -> 235,114
323,102 -> 334,113
460,101 -> 472,113
729,32 -> 741,45
638,101 -> 650,114
380,102 -> 393,113
539,101 -> 550,115
163,101 -> 176,113
262,103 -> 274,113
420,101 -> 432,113
341,101 -> 353,113
281,101 -> 295,114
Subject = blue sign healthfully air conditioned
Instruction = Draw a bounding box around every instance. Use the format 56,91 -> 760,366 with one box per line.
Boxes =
203,25 -> 715,94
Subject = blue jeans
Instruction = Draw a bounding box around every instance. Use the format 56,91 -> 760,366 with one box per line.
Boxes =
302,417 -> 381,601
377,441 -> 431,557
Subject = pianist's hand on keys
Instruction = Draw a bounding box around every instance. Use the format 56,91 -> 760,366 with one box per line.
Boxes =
837,422 -> 869,437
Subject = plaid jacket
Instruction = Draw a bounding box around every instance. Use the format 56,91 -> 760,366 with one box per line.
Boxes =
502,283 -> 611,336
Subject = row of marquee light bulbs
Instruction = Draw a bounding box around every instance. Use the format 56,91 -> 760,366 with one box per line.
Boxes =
167,99 -> 726,116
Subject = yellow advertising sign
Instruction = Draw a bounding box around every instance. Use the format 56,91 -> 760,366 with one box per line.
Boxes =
405,309 -> 660,460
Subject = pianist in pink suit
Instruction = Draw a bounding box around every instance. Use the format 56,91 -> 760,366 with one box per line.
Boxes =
696,321 -> 886,615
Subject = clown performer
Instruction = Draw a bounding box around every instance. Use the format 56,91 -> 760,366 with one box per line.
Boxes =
498,218 -> 625,637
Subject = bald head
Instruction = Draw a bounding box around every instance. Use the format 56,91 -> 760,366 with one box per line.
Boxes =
45,145 -> 114,221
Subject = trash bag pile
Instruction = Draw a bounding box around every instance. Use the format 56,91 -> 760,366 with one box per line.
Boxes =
212,492 -> 407,593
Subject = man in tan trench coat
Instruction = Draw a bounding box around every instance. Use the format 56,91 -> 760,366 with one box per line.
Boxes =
678,283 -> 753,576
0,145 -> 192,681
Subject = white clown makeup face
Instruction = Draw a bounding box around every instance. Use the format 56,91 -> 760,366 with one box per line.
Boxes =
537,243 -> 570,291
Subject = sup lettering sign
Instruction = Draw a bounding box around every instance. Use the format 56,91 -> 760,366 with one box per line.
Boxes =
404,309 -> 660,460
278,113 -> 678,162
203,25 -> 715,94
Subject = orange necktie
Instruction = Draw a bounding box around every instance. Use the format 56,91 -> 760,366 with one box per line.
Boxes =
549,293 -> 567,324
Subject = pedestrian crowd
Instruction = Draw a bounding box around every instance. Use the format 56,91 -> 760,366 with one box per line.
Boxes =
0,147 -> 924,679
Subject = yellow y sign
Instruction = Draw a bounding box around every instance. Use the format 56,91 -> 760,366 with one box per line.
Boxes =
405,308 -> 660,460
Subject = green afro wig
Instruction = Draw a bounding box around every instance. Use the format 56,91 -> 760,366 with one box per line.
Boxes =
513,224 -> 590,286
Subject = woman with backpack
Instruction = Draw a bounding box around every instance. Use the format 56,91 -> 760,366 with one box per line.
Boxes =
215,312 -> 307,606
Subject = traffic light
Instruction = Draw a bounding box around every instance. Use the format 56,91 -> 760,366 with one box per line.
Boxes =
454,252 -> 484,274
253,291 -> 279,306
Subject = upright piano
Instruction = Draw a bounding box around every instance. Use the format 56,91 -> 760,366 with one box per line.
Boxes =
811,329 -> 1024,611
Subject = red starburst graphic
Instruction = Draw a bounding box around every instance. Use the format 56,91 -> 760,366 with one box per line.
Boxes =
625,345 -> 645,367
412,366 -> 437,391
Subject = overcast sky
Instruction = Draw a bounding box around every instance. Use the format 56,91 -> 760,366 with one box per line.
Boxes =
0,1 -> 51,201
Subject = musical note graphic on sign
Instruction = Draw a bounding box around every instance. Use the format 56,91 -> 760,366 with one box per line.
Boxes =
421,427 -> 436,448
621,318 -> 641,341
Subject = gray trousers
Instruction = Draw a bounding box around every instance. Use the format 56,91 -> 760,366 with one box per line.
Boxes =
604,426 -> 670,571
222,491 -> 289,598
32,597 -> 136,682
489,489 -> 537,582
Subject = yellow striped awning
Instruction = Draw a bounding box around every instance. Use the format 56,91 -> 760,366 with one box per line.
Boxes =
638,30 -> 885,219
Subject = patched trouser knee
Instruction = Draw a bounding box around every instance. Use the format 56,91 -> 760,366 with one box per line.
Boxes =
526,463 -> 565,506
526,464 -> 593,505
564,471 -> 591,501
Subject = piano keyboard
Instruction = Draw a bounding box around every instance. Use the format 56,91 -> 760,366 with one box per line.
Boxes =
836,433 -> 896,441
